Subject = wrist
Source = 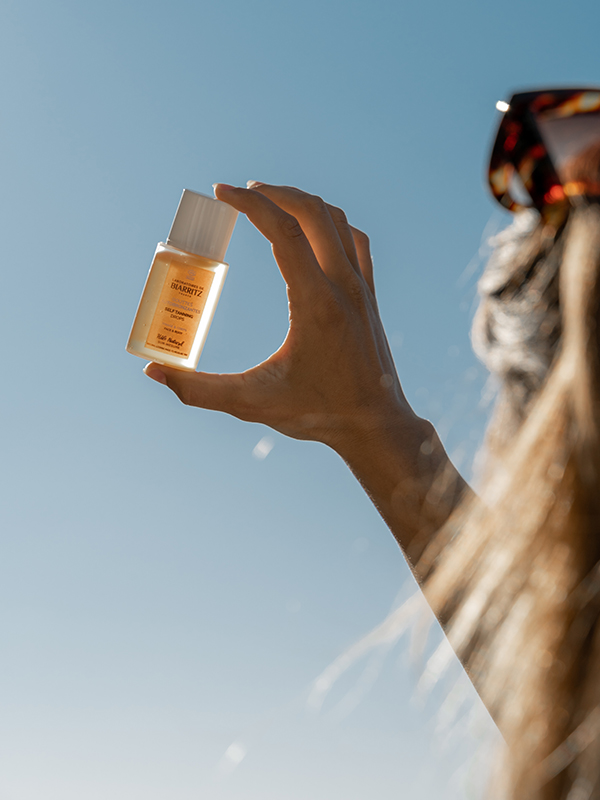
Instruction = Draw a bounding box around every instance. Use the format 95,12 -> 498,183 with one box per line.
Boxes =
328,397 -> 432,467
331,403 -> 468,571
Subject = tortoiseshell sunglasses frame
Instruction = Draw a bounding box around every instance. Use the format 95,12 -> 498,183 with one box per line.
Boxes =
488,88 -> 600,226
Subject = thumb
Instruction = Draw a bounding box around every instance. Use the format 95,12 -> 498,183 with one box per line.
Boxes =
143,363 -> 247,415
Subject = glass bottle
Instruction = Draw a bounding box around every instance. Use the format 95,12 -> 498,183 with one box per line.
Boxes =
127,189 -> 237,371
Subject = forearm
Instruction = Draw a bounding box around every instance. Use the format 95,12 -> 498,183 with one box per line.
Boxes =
334,411 -> 471,580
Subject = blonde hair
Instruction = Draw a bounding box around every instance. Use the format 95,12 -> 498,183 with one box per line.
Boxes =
419,202 -> 600,799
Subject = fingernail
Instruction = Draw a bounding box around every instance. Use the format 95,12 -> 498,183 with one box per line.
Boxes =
143,364 -> 167,385
212,183 -> 236,194
246,180 -> 263,189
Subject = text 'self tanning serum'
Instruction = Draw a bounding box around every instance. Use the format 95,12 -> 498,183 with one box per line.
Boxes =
127,189 -> 238,371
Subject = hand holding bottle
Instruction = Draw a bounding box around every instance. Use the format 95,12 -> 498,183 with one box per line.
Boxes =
145,183 -> 412,450
144,183 -> 467,561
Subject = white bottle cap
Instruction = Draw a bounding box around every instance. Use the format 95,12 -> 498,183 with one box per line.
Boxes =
167,189 -> 238,262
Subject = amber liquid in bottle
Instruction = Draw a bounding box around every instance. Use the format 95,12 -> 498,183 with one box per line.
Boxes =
127,241 -> 228,371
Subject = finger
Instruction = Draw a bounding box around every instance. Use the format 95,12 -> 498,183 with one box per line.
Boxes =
144,363 -> 249,416
350,226 -> 375,295
288,192 -> 368,291
245,183 -> 356,286
213,184 -> 325,297
324,202 -> 361,273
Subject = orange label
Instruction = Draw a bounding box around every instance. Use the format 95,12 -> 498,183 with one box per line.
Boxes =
145,262 -> 215,358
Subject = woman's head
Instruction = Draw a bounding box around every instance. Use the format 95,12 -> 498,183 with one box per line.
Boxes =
421,128 -> 600,798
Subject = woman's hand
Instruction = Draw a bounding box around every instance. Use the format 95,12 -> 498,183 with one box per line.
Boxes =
144,183 -> 468,565
145,183 -> 415,454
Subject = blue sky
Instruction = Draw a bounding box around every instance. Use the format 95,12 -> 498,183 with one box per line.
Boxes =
1,0 -> 599,797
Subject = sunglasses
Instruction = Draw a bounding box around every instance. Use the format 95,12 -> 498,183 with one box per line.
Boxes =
489,88 -> 600,225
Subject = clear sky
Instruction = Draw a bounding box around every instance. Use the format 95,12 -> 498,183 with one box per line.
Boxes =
1,1 -> 599,798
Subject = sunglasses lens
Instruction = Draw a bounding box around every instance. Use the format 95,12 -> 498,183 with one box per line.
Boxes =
537,110 -> 600,195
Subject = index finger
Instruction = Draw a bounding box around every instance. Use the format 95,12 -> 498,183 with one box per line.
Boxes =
244,183 -> 354,286
213,184 -> 327,297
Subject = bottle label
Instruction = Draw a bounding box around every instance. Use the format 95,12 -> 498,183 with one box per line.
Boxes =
145,262 -> 215,358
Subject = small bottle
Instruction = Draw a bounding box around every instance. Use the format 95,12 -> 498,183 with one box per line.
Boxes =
127,189 -> 238,371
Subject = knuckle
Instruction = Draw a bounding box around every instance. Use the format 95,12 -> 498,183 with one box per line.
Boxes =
278,213 -> 305,240
328,205 -> 348,225
172,381 -> 195,407
347,275 -> 367,305
303,193 -> 328,216
352,227 -> 370,249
